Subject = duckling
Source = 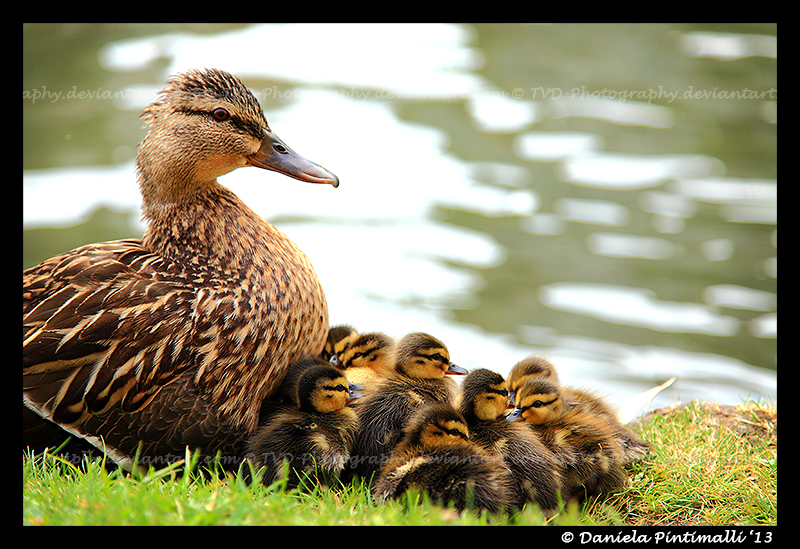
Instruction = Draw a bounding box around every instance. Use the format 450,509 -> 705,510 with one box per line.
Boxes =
321,324 -> 360,365
23,69 -> 339,470
508,356 -> 649,465
507,355 -> 559,407
372,403 -> 513,514
266,355 -> 356,410
458,369 -> 564,511
335,331 -> 396,391
245,364 -> 362,489
343,332 -> 468,481
564,386 -> 649,465
506,379 -> 627,500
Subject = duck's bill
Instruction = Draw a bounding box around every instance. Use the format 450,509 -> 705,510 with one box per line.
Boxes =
347,390 -> 365,403
505,408 -> 523,422
445,362 -> 469,376
247,128 -> 339,187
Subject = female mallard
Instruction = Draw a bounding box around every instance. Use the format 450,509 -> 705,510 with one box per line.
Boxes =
22,68 -> 338,470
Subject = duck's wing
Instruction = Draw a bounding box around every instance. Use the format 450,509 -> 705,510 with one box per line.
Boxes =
23,239 -> 198,429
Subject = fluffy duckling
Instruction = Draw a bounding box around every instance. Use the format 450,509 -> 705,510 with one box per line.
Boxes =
335,331 -> 397,391
343,332 -> 467,481
321,324 -> 360,365
246,364 -> 362,489
372,403 -> 513,514
507,355 -> 559,407
508,356 -> 649,465
506,379 -> 627,500
23,69 -> 338,469
267,356 -> 360,411
458,369 -> 564,511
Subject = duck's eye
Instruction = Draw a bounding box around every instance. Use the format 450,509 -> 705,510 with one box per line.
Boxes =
212,108 -> 230,121
533,400 -> 545,408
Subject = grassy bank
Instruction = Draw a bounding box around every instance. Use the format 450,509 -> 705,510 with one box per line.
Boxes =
23,399 -> 776,526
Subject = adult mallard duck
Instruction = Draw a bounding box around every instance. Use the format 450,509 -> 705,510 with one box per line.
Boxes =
23,68 -> 339,470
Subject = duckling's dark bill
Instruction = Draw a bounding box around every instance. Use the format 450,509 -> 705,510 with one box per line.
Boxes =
247,128 -> 339,187
446,362 -> 469,375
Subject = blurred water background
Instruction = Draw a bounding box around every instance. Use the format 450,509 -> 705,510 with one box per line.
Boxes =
23,23 -> 777,418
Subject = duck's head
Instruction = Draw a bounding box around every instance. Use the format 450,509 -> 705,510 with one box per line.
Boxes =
296,365 -> 363,414
459,369 -> 509,421
137,68 -> 338,215
403,403 -> 471,449
333,331 -> 395,373
505,379 -> 564,425
507,355 -> 559,407
322,324 -> 360,366
395,332 -> 468,379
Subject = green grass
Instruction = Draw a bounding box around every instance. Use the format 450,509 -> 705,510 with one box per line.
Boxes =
23,399 -> 776,526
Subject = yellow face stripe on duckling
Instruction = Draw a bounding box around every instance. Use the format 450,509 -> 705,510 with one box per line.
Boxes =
474,383 -> 510,421
399,347 -> 452,379
422,419 -> 470,446
516,390 -> 563,425
336,333 -> 393,368
322,325 -> 359,362
310,375 -> 351,414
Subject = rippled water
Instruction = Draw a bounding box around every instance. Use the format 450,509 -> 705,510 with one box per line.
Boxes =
23,23 -> 777,417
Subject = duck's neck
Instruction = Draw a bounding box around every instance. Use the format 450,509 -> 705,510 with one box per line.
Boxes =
141,179 -> 281,277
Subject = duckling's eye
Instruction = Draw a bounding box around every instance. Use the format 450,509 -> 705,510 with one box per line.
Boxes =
212,108 -> 230,121
430,353 -> 446,363
532,400 -> 545,408
447,428 -> 468,439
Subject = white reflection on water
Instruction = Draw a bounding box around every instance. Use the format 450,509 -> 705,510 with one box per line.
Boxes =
539,283 -> 740,336
24,23 -> 776,412
681,31 -> 778,60
560,153 -> 725,190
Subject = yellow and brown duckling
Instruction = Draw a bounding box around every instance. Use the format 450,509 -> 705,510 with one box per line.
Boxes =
508,357 -> 649,465
372,403 -> 513,514
23,68 -> 338,470
245,362 -> 362,489
506,378 -> 628,500
457,369 -> 565,511
343,332 -> 467,481
321,324 -> 360,364
335,331 -> 397,391
507,355 -> 559,407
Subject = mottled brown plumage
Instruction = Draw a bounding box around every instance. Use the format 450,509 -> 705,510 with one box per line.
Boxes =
23,68 -> 338,470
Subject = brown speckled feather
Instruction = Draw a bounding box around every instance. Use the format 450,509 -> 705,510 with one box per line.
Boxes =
23,69 -> 337,469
